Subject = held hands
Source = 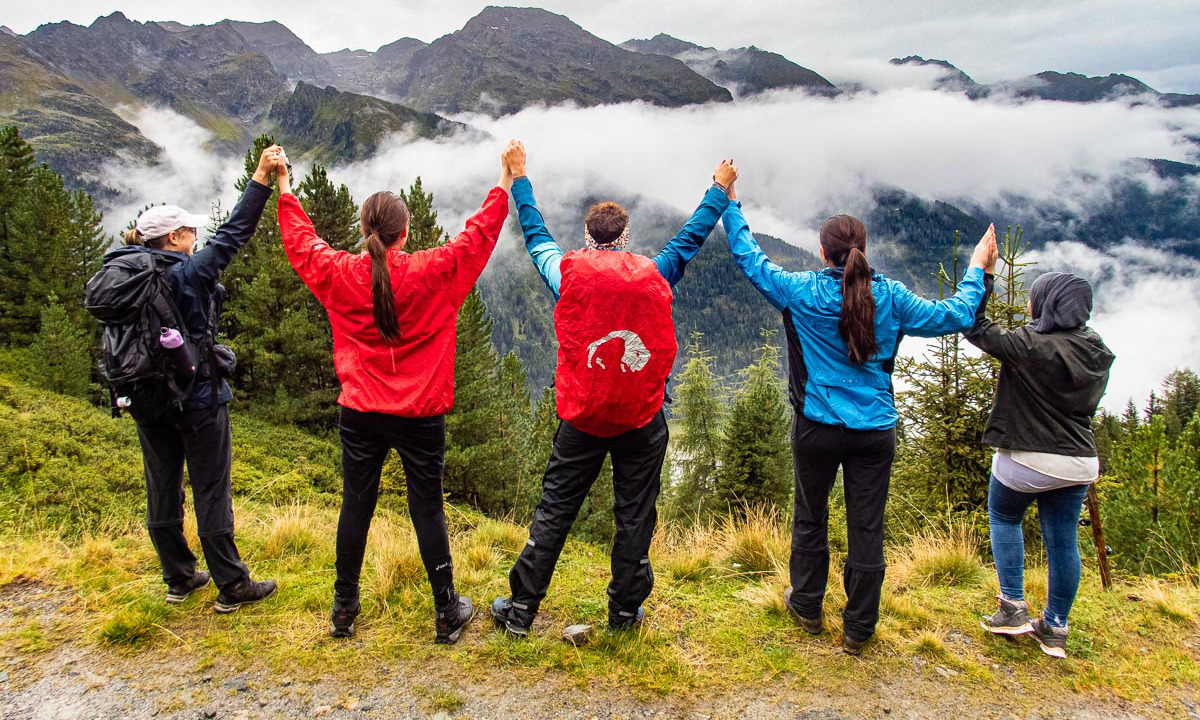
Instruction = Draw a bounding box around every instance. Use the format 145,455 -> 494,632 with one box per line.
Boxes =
272,147 -> 292,195
969,223 -> 999,273
252,145 -> 285,187
713,159 -> 738,201
499,139 -> 526,192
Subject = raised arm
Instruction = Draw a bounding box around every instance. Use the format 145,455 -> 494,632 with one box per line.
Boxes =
276,155 -> 347,305
963,262 -> 1034,363
418,141 -> 514,307
721,194 -> 803,312
653,160 -> 735,286
895,224 -> 997,337
507,141 -> 565,299
183,145 -> 280,288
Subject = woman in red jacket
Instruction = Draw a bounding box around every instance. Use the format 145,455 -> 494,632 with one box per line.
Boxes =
275,143 -> 516,644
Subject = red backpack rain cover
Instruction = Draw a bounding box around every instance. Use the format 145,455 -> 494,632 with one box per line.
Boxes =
554,249 -> 677,437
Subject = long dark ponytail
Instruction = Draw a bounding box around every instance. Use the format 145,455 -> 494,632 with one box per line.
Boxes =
361,191 -> 411,343
820,215 -> 877,365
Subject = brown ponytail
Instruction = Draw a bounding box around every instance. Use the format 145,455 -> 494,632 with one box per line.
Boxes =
819,215 -> 877,365
122,227 -> 144,246
360,191 -> 411,343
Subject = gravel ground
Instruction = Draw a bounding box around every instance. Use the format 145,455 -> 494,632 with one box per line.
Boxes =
0,581 -> 1192,719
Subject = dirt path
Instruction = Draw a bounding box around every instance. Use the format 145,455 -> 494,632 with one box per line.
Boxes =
1,582 -> 1193,719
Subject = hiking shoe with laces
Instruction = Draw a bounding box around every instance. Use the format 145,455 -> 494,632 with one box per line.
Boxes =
166,570 -> 211,604
1031,617 -> 1068,658
490,597 -> 531,637
980,595 -> 1033,635
783,587 -> 824,635
609,606 -> 645,631
330,596 -> 360,638
213,578 -> 277,614
435,596 -> 475,645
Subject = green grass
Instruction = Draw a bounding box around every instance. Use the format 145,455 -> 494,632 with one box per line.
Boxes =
1,374 -> 1198,713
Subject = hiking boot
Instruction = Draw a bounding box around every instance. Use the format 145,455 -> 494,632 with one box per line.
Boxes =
330,596 -> 360,639
490,597 -> 531,637
1031,617 -> 1068,658
435,596 -> 475,645
213,578 -> 277,614
980,595 -> 1033,635
783,587 -> 824,635
842,635 -> 867,656
609,606 -> 645,631
165,570 -> 211,604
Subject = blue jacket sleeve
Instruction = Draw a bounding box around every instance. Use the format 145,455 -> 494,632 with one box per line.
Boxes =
653,184 -> 730,286
721,203 -> 803,312
511,176 -> 563,300
893,266 -> 987,337
182,179 -> 272,289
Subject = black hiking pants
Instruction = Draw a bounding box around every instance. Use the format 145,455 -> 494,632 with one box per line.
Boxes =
335,407 -> 456,610
136,403 -> 250,590
787,414 -> 896,642
508,410 -> 668,627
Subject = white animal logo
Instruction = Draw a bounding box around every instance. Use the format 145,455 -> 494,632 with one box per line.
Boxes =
586,330 -> 651,372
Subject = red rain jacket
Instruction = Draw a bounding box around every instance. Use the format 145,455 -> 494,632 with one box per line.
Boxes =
554,249 -> 677,437
278,187 -> 508,417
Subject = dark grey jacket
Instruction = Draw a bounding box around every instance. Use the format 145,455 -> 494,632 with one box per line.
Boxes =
965,275 -> 1115,456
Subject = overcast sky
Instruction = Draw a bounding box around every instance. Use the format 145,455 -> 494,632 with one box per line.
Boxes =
5,0 -> 1199,92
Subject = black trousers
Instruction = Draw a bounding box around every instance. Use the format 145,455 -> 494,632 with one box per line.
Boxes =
508,410 -> 668,626
787,414 -> 895,642
135,404 -> 250,590
336,407 -> 456,609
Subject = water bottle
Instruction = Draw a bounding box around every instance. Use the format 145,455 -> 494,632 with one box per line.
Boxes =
159,327 -> 196,382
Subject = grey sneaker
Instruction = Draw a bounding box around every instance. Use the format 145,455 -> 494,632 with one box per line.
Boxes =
783,587 -> 824,635
490,597 -> 531,637
435,596 -> 475,645
980,595 -> 1033,635
1031,617 -> 1068,658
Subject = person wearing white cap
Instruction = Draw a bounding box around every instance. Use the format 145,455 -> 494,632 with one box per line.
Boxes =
116,145 -> 284,613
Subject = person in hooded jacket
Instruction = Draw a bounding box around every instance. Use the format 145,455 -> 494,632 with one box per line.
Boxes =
721,177 -> 996,654
276,143 -> 515,644
971,271 -> 1114,658
490,141 -> 738,636
116,146 -> 283,613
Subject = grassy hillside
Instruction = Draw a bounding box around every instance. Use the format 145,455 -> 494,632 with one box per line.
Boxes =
0,376 -> 1197,713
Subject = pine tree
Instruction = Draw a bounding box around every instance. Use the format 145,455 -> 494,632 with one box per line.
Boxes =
0,126 -> 36,247
444,287 -> 504,508
715,330 -> 791,514
30,299 -> 91,397
399,176 -> 448,252
1160,369 -> 1200,440
669,332 -> 728,520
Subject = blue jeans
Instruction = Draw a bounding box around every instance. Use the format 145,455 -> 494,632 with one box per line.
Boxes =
987,475 -> 1089,628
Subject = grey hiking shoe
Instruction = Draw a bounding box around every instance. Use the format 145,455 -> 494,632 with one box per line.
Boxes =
1031,617 -> 1068,658
330,596 -> 360,638
166,571 -> 211,604
435,596 -> 475,645
783,587 -> 824,635
981,595 -> 1033,635
214,578 -> 277,614
490,597 -> 531,637
609,606 -> 645,631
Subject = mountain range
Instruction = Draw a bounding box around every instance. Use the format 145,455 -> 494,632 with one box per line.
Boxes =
3,6 -> 1197,381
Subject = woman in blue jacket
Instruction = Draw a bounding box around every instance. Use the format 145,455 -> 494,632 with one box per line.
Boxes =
722,181 -> 996,654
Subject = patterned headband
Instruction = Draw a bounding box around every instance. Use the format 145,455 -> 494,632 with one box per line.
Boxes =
584,224 -> 630,251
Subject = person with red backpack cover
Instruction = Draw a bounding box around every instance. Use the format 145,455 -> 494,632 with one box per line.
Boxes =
276,143 -> 516,644
491,141 -> 738,635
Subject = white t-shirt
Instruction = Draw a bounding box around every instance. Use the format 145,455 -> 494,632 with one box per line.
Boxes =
992,449 -> 1099,493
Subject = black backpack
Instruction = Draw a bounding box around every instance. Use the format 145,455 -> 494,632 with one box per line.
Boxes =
85,247 -> 199,422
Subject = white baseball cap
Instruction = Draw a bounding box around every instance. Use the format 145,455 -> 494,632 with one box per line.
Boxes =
135,205 -> 209,239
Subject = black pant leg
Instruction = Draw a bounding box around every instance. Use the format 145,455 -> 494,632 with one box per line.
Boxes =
839,426 -> 896,642
137,417 -> 196,586
179,405 -> 249,590
508,420 -> 608,625
787,416 -> 842,619
607,411 -> 668,622
335,407 -> 391,601
389,415 -> 456,609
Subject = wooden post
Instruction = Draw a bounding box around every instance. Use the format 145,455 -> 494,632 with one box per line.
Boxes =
1086,484 -> 1112,591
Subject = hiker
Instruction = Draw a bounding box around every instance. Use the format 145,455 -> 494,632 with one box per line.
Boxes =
275,142 -> 515,644
490,140 -> 737,636
971,272 -> 1113,658
87,146 -> 283,613
722,185 -> 996,654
